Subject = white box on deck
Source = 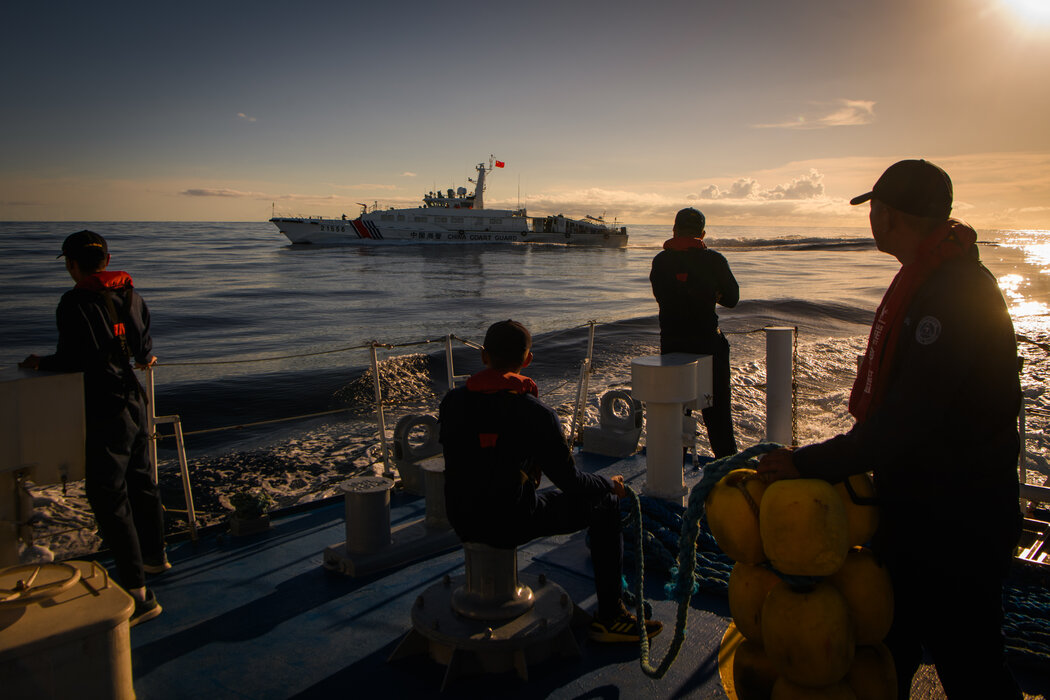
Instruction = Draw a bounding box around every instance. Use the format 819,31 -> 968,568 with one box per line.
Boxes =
0,371 -> 85,484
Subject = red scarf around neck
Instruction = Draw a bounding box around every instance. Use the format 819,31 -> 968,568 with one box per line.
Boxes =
848,219 -> 977,422
465,369 -> 538,396
663,236 -> 707,251
75,270 -> 133,291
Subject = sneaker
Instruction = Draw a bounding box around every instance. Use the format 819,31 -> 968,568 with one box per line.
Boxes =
130,589 -> 163,627
143,555 -> 172,575
588,604 -> 663,643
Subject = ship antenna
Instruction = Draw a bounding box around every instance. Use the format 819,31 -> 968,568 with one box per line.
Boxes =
474,159 -> 488,210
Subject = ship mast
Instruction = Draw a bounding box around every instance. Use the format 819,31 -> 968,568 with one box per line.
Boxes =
468,155 -> 497,210
471,162 -> 487,210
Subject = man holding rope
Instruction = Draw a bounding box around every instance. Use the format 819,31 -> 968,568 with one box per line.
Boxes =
758,161 -> 1022,699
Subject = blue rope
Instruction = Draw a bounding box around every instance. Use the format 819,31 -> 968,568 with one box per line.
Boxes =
1003,578 -> 1050,666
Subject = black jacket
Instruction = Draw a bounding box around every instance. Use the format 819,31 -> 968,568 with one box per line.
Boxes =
650,245 -> 739,345
794,253 -> 1021,551
38,271 -> 153,418
439,385 -> 612,546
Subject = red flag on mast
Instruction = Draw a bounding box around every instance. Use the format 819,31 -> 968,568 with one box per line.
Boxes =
494,160 -> 505,168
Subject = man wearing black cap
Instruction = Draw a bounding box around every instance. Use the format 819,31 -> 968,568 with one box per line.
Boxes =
650,207 -> 740,458
758,161 -> 1022,698
20,230 -> 168,626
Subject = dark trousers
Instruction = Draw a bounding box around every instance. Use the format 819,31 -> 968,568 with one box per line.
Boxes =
661,331 -> 738,458
84,394 -> 166,591
509,489 -> 624,618
880,538 -> 1020,700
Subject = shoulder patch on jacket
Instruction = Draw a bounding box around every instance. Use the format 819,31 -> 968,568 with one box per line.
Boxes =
916,316 -> 942,345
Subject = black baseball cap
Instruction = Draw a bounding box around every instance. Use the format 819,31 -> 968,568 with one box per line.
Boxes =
850,159 -> 953,219
674,207 -> 706,236
58,229 -> 108,260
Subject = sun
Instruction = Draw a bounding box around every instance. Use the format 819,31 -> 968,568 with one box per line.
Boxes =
1001,0 -> 1050,24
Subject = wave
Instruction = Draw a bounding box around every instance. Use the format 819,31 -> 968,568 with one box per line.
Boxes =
727,299 -> 874,328
632,236 -> 876,252
716,236 -> 875,251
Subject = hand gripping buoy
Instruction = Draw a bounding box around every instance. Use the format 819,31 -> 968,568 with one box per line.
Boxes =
598,390 -> 641,431
392,414 -> 441,463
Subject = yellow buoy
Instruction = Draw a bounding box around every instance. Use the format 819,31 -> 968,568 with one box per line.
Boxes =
772,676 -> 858,699
728,561 -> 783,645
760,478 -> 849,576
705,468 -> 768,564
828,547 -> 894,645
834,473 -> 878,547
732,637 -> 779,700
762,580 -> 855,687
846,644 -> 898,700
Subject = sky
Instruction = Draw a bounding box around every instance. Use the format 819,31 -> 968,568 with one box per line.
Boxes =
3,0 -> 1050,229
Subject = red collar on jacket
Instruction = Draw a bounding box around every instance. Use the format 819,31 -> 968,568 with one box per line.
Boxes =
75,270 -> 134,291
663,236 -> 707,251
465,369 -> 539,397
848,218 -> 978,422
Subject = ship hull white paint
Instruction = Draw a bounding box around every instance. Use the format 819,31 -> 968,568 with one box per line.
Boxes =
271,216 -> 628,247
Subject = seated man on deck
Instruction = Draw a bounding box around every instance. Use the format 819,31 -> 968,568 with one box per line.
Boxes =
439,319 -> 662,643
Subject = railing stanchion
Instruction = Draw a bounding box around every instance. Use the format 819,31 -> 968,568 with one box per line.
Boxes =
568,321 -> 598,447
446,334 -> 456,390
371,342 -> 393,478
146,366 -> 159,484
570,358 -> 591,447
585,320 -> 596,365
144,365 -> 199,539
172,417 -> 198,541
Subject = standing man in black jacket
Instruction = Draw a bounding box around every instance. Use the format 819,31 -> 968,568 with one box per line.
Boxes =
21,230 -> 167,626
759,161 -> 1022,699
439,320 -> 662,642
650,208 -> 740,457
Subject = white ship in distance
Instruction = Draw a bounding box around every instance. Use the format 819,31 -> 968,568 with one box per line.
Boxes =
270,157 -> 628,247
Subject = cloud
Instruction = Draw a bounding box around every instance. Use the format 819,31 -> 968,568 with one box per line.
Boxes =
754,99 -> 875,130
491,169 -> 835,226
328,182 -> 400,191
506,183 -> 843,226
236,112 -> 257,122
767,170 -> 826,199
400,171 -> 417,177
690,170 -> 825,201
278,193 -> 343,201
0,199 -> 45,207
182,188 -> 346,202
181,187 -> 268,198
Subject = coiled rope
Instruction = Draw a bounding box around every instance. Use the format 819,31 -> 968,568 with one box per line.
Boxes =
625,442 -> 781,679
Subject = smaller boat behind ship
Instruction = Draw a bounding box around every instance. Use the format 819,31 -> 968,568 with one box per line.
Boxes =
270,158 -> 628,247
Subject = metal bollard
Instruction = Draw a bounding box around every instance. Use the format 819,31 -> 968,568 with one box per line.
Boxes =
451,542 -> 534,620
421,461 -> 450,531
341,476 -> 394,554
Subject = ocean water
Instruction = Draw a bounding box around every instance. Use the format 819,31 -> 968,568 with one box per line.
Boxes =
2,220 -> 1049,555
